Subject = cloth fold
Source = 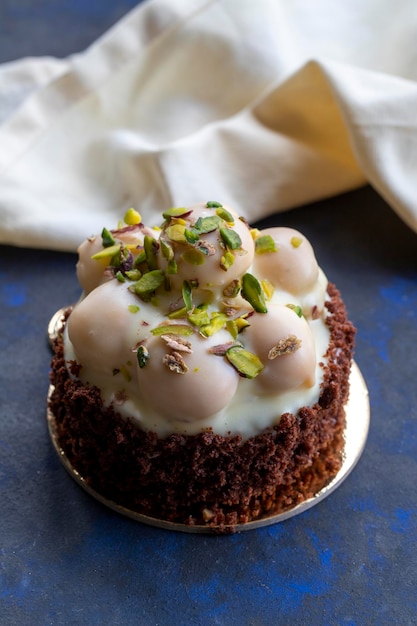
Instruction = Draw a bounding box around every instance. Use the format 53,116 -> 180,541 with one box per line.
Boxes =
1,0 -> 416,251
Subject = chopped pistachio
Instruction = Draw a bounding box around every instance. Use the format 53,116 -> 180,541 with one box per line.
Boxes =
235,316 -> 251,333
167,259 -> 178,274
182,280 -> 193,311
160,334 -> 192,353
110,244 -> 132,269
226,346 -> 264,379
101,227 -> 116,248
225,314 -> 250,336
91,243 -> 121,261
162,207 -> 191,219
134,269 -> 165,297
151,324 -> 194,337
181,249 -> 206,266
168,306 -> 187,320
222,279 -> 241,298
225,319 -> 238,339
241,273 -> 267,313
115,271 -> 126,283
134,249 -> 146,267
220,250 -> 235,271
137,345 -> 149,368
261,278 -> 275,300
125,269 -> 142,281
160,239 -> 174,261
128,304 -> 140,313
206,201 -> 223,208
195,240 -> 216,256
255,234 -> 277,254
268,335 -> 302,359
144,235 -> 159,270
250,228 -> 261,240
184,228 -> 200,244
193,215 -> 221,234
124,208 -> 142,225
162,351 -> 189,374
219,227 -> 242,250
166,223 -> 187,243
209,340 -> 243,356
187,306 -> 210,328
286,303 -> 303,318
215,207 -> 234,223
291,236 -> 303,248
199,313 -> 228,337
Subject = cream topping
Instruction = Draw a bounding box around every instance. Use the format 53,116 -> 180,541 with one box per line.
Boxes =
64,202 -> 330,439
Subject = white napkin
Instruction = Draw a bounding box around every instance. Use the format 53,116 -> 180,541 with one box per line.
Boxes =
1,0 -> 417,252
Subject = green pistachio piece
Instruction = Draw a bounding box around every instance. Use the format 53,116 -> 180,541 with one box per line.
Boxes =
162,207 -> 190,219
182,280 -> 193,311
128,304 -> 140,313
110,244 -> 130,268
115,271 -> 126,283
199,313 -> 228,337
193,215 -> 221,234
151,324 -> 194,337
225,316 -> 250,339
166,223 -> 187,243
261,278 -> 274,300
286,303 -> 303,318
220,250 -> 235,271
160,238 -> 174,261
226,346 -> 264,379
187,305 -> 210,327
255,234 -> 277,254
184,228 -> 200,244
125,269 -> 142,281
168,306 -> 187,319
225,319 -> 238,340
91,243 -> 121,260
206,201 -> 223,208
219,227 -> 242,250
101,227 -> 116,248
167,259 -> 178,274
134,269 -> 165,296
215,207 -> 234,223
144,235 -> 159,270
222,279 -> 241,298
137,345 -> 150,368
134,249 -> 146,267
241,273 -> 267,313
291,236 -> 303,248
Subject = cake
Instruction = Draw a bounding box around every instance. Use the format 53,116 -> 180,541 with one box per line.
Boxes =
49,201 -> 356,532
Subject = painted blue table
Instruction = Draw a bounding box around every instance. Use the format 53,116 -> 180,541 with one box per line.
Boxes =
1,4 -> 417,625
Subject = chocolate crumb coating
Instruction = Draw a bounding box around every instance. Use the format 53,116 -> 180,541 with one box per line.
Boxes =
49,283 -> 355,533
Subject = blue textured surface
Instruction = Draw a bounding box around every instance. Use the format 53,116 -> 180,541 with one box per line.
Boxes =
1,4 -> 417,625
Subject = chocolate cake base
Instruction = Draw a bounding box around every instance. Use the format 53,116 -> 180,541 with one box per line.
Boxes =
49,283 -> 355,533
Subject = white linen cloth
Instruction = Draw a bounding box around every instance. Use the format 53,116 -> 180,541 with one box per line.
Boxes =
0,0 -> 417,252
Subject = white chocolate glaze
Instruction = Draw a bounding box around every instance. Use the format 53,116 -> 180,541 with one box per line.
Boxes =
64,202 -> 331,439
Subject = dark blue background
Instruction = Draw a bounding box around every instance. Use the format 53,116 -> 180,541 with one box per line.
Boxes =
1,3 -> 417,625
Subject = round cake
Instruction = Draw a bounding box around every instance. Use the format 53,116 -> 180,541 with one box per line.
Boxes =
49,201 -> 356,532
